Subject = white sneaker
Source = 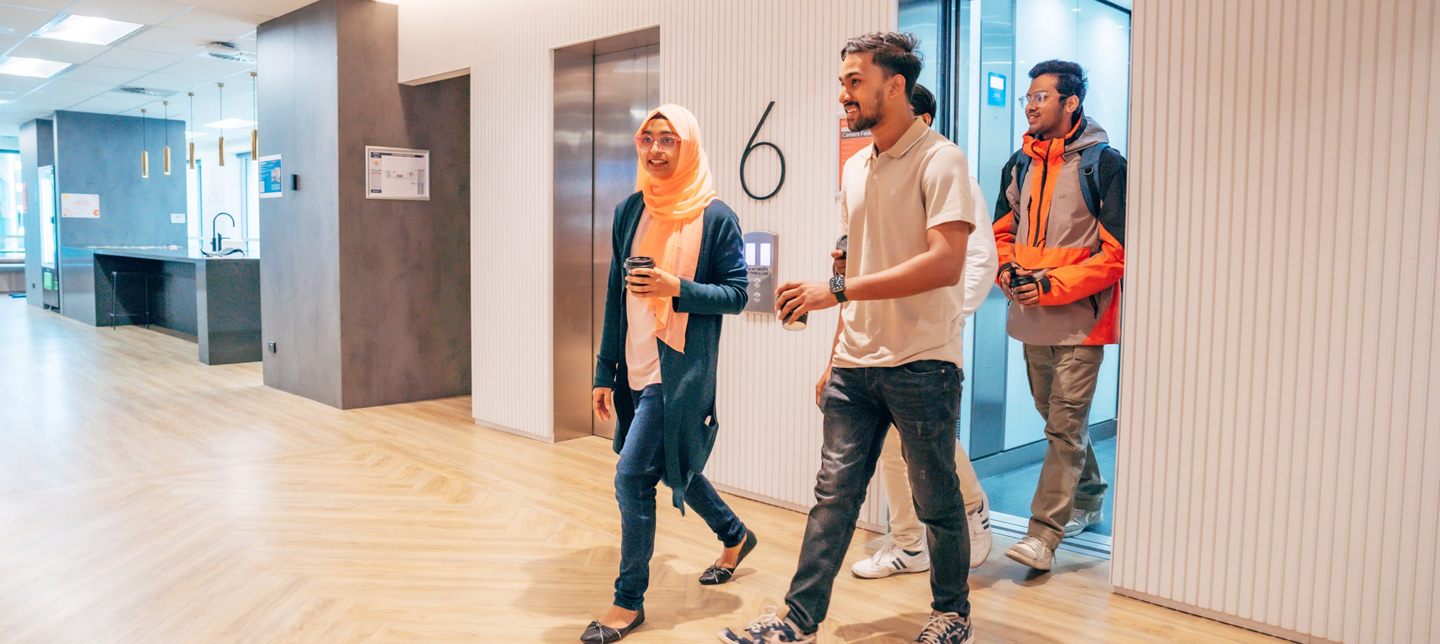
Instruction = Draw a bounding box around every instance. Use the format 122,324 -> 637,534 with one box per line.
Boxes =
967,496 -> 992,569
850,541 -> 930,579
1063,507 -> 1104,538
1005,535 -> 1054,571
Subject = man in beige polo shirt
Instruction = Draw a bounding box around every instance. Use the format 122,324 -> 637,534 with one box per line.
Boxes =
721,32 -> 977,644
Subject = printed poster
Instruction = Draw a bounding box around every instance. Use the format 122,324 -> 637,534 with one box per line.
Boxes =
259,154 -> 283,198
365,146 -> 430,201
838,117 -> 873,191
60,193 -> 100,218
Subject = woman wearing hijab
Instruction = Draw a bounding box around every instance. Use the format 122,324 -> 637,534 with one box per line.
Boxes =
582,105 -> 757,644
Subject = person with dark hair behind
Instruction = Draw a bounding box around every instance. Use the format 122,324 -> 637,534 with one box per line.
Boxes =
994,59 -> 1127,572
721,33 -> 977,644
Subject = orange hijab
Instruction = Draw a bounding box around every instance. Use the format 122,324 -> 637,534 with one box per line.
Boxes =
634,104 -> 716,353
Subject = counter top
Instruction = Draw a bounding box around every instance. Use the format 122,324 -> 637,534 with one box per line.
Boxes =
74,244 -> 259,263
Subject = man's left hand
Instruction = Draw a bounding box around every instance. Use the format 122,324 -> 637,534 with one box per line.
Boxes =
776,280 -> 838,323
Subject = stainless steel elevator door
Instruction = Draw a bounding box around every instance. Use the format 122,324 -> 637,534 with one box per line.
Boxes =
588,46 -> 659,439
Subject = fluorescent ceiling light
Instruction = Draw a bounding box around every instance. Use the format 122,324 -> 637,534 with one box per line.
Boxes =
0,57 -> 72,78
205,118 -> 255,129
36,15 -> 144,46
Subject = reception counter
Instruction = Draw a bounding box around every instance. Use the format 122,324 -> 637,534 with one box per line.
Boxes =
60,245 -> 262,365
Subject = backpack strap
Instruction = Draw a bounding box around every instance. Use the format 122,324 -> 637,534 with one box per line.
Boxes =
1077,143 -> 1109,218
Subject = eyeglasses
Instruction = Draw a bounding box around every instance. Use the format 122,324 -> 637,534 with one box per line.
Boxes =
635,133 -> 681,154
1017,91 -> 1071,108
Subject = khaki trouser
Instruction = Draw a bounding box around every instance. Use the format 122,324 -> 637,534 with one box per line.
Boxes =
1023,344 -> 1109,549
879,429 -> 986,552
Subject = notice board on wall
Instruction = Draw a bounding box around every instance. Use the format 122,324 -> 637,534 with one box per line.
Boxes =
365,146 -> 429,201
60,193 -> 100,218
838,117 -> 873,191
259,155 -> 283,198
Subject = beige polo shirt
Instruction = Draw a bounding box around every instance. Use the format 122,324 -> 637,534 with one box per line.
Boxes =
834,117 -> 977,369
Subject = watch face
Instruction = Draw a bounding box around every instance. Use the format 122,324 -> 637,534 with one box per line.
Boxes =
830,275 -> 844,292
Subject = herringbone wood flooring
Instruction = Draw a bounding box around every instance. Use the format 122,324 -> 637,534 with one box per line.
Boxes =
0,299 -> 1284,643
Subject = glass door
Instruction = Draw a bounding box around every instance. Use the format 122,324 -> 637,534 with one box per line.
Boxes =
38,165 -> 59,310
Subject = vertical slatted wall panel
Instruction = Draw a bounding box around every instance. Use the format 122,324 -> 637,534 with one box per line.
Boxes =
395,0 -> 896,523
1116,1 -> 1440,642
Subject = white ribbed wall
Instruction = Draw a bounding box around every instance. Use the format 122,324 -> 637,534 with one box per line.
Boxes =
1115,1 -> 1440,643
395,0 -> 895,523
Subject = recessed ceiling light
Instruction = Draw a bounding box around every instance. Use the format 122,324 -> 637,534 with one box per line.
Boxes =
0,57 -> 72,78
205,118 -> 255,129
35,15 -> 144,46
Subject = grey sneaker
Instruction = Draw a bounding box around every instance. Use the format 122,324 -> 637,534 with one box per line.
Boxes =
1004,535 -> 1054,571
915,612 -> 973,644
718,606 -> 815,644
1063,508 -> 1104,538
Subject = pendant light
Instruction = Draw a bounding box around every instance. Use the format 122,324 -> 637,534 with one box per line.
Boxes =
216,82 -> 225,167
250,71 -> 258,158
162,100 -> 172,175
140,108 -> 149,178
187,92 -> 196,169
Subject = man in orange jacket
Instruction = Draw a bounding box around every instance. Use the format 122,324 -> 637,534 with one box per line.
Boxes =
994,60 -> 1127,572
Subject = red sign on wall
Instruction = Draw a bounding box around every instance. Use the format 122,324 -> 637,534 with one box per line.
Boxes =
838,117 -> 873,191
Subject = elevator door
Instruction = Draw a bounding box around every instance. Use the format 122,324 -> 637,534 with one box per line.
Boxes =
591,45 -> 660,439
553,39 -> 660,443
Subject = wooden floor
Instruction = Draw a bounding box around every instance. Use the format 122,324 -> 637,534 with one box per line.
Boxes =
0,297 -> 1284,644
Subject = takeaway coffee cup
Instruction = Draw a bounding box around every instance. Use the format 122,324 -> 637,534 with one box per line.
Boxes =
1009,268 -> 1037,293
624,256 -> 655,292
782,310 -> 809,331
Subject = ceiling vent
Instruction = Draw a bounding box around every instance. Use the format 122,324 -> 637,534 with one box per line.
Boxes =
117,86 -> 170,97
202,42 -> 257,64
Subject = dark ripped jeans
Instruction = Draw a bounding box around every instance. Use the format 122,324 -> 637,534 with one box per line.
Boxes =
784,361 -> 970,633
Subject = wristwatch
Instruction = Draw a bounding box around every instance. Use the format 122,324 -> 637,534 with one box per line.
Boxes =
829,274 -> 848,303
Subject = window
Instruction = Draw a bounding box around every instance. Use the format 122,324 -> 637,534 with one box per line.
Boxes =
0,151 -> 23,261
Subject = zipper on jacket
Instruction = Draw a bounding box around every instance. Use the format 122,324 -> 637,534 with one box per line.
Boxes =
1033,141 -> 1053,248
1088,294 -> 1100,318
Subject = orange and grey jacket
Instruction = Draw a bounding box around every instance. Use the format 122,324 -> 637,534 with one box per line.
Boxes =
993,115 -> 1127,346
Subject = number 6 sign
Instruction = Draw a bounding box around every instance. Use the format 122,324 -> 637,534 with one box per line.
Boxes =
740,101 -> 786,201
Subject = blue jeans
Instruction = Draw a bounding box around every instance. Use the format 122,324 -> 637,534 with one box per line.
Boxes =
614,384 -> 747,610
785,361 -> 970,632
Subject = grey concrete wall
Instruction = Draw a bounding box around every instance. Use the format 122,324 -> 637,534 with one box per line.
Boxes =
257,0 -> 344,408
19,119 -> 53,305
52,111 -> 188,248
258,0 -> 469,410
53,111 -> 188,324
335,0 -> 470,409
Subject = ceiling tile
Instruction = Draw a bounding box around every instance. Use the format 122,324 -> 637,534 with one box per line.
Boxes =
0,1 -> 72,11
159,54 -> 252,78
0,5 -> 57,36
66,0 -> 192,26
173,0 -> 314,20
0,75 -> 46,93
128,70 -> 200,92
86,46 -> 188,71
12,92 -> 80,109
159,7 -> 267,40
0,33 -> 23,50
114,26 -> 220,55
68,93 -> 153,112
32,77 -> 116,97
6,37 -> 108,65
56,64 -> 145,84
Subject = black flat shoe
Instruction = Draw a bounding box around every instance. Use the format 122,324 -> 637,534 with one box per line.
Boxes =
580,607 -> 644,643
699,529 -> 759,586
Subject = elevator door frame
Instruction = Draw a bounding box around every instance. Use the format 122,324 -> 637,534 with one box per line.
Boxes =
552,27 -> 661,443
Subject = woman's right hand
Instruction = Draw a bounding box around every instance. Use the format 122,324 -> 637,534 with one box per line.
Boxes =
592,387 -> 615,422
